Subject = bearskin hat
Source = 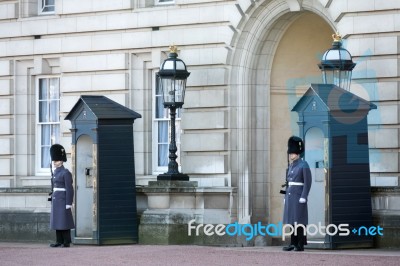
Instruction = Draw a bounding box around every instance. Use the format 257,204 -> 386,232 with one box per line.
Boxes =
287,136 -> 304,155
50,144 -> 67,162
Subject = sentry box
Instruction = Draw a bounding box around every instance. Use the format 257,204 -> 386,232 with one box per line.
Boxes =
65,95 -> 141,245
292,84 -> 377,249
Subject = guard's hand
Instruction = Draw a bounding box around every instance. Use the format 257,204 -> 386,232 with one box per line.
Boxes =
299,198 -> 306,203
66,205 -> 72,209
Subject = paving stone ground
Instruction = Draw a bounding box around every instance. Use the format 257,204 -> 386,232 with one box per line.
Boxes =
0,242 -> 399,266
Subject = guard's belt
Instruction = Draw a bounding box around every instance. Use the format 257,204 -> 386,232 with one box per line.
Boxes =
288,182 -> 304,186
53,188 -> 66,192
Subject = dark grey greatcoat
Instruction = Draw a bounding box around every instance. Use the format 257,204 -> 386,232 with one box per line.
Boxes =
283,159 -> 312,225
50,165 -> 75,230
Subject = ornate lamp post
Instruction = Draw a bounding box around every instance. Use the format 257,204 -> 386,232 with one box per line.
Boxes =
318,33 -> 356,91
157,46 -> 190,181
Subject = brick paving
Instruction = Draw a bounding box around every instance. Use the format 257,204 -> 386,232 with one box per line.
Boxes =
0,242 -> 399,266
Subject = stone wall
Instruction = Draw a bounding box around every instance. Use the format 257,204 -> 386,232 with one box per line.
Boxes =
0,188 -> 52,242
0,185 -> 238,245
0,211 -> 52,242
1,186 -> 400,248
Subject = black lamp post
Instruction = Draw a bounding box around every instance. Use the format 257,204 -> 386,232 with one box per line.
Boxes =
157,45 -> 190,181
318,33 -> 356,91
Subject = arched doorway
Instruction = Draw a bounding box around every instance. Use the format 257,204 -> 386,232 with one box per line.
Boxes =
229,1 -> 335,234
269,12 -> 333,225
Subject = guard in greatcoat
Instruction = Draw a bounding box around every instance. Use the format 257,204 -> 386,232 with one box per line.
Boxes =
49,144 -> 75,248
282,136 -> 312,251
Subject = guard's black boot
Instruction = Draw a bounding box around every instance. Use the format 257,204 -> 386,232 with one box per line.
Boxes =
294,246 -> 304,251
49,243 -> 62,248
294,233 -> 305,251
282,245 -> 295,251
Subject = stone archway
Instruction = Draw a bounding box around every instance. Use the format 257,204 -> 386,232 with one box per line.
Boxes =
269,12 -> 333,224
229,1 -> 335,228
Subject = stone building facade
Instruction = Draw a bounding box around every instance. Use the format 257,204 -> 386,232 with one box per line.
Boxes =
0,0 -> 399,247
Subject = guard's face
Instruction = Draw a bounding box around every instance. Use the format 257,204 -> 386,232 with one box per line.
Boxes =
289,153 -> 299,161
52,161 -> 63,168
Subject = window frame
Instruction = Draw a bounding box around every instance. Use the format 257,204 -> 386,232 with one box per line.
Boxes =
38,0 -> 55,15
35,76 -> 60,174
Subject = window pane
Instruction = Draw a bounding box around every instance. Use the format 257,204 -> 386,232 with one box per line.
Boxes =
157,120 -> 171,167
39,79 -> 47,100
49,100 -> 59,122
156,95 -> 165,118
158,144 -> 168,166
52,124 -> 60,144
39,101 -> 49,123
49,78 -> 59,99
41,126 -> 52,167
156,75 -> 162,94
41,146 -> 51,168
41,0 -> 55,12
41,125 -> 51,145
158,121 -> 169,143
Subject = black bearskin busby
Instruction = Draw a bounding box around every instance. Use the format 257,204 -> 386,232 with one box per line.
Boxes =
287,136 -> 304,155
50,144 -> 67,162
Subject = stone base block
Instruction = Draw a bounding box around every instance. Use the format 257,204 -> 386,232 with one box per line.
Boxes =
138,182 -> 238,245
373,211 -> 400,248
138,208 -> 255,246
0,210 -> 52,242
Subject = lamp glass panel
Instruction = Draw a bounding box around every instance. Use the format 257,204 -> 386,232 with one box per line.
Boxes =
161,78 -> 186,105
175,61 -> 186,70
324,50 -> 340,60
322,69 -> 352,91
162,60 -> 174,70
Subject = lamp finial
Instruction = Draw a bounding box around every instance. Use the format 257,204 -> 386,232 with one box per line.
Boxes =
169,45 -> 178,54
332,32 -> 342,42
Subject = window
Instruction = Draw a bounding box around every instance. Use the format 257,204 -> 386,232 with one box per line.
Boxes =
37,78 -> 60,171
39,0 -> 55,14
154,77 -> 181,172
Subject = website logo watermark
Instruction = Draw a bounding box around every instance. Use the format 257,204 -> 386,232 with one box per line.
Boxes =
188,220 -> 383,241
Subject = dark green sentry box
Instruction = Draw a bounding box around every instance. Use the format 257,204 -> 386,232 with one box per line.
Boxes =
65,95 -> 141,245
292,84 -> 377,249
